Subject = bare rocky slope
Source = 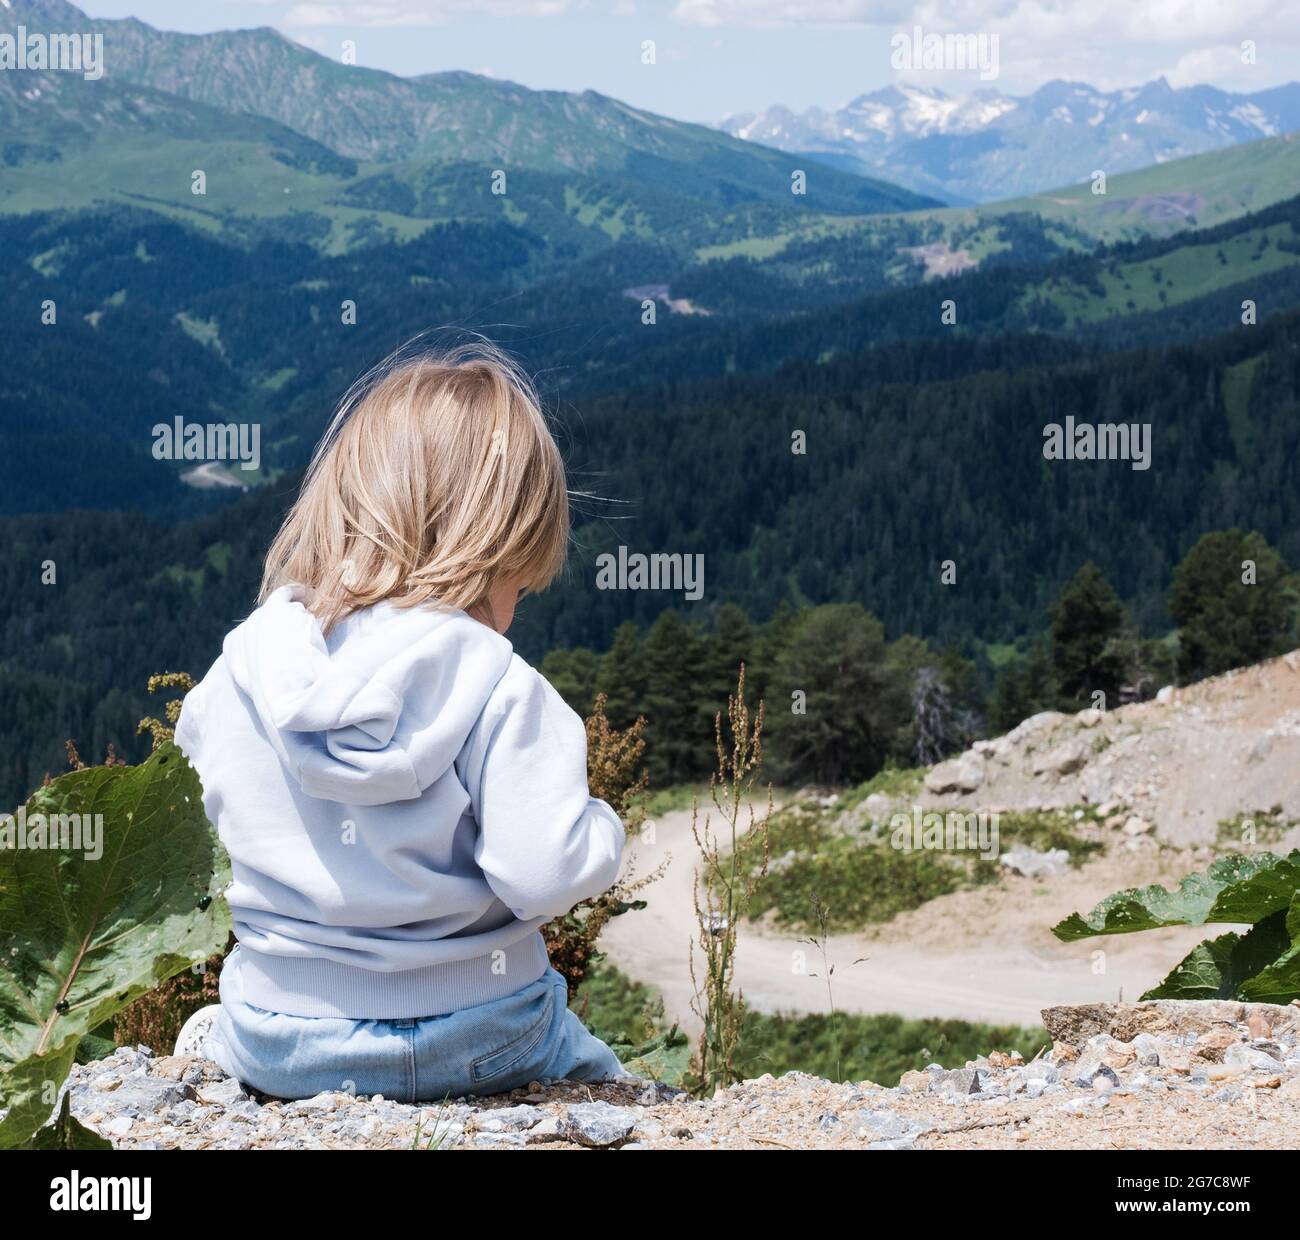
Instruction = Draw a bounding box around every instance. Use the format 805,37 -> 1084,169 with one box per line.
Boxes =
920,649 -> 1300,846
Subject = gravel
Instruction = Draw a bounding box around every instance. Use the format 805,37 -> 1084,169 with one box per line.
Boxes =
46,1001 -> 1300,1150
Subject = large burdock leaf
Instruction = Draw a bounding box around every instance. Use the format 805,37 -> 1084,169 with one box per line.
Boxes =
1239,892 -> 1300,1004
1051,850 -> 1300,941
1141,909 -> 1292,1001
0,744 -> 229,1148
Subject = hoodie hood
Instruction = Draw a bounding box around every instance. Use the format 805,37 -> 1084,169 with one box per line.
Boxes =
222,586 -> 515,806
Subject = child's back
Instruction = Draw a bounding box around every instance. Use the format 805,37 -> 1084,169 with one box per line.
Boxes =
175,343 -> 629,1099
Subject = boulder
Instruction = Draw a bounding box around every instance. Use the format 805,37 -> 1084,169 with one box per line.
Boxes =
1041,1000 -> 1299,1050
1083,770 -> 1114,804
1192,1029 -> 1238,1063
473,1104 -> 543,1133
1006,711 -> 1067,744
559,1101 -> 637,1148
938,1067 -> 982,1096
862,792 -> 892,821
1224,1043 -> 1284,1072
924,752 -> 985,794
1031,739 -> 1088,778
1000,847 -> 1071,878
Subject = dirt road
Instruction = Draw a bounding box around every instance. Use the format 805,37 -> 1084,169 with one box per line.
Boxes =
600,805 -> 1221,1035
602,657 -> 1300,1034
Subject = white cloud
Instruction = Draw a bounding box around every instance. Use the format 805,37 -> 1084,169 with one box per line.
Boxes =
224,0 -> 1300,96
289,30 -> 332,51
671,0 -> 912,27
670,0 -> 1293,36
272,0 -> 597,26
976,0 -> 1299,92
281,4 -> 437,26
668,1 -> 1300,94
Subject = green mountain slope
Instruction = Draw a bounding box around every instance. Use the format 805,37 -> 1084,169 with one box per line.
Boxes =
1025,210 -> 1300,329
988,133 -> 1300,242
0,67 -> 366,229
6,188 -> 1297,528
3,0 -> 933,220
708,133 -> 1300,275
10,0 -> 1294,276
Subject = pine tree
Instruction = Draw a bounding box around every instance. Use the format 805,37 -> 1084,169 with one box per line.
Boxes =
751,599 -> 797,706
598,622 -> 647,730
885,636 -> 979,764
539,646 -> 601,714
764,603 -> 910,785
1169,530 -> 1294,682
640,610 -> 713,785
1049,561 -> 1126,706
711,602 -> 754,711
989,640 -> 1059,733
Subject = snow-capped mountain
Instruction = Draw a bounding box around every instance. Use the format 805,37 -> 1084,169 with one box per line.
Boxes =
722,78 -> 1300,204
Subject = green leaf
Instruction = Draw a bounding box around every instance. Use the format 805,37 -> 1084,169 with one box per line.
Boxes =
1209,854 -> 1300,925
0,744 -> 230,1148
1287,889 -> 1300,944
619,1027 -> 692,1086
24,1094 -> 113,1150
75,1020 -> 118,1065
1141,909 -> 1293,1000
1238,945 -> 1300,1004
74,1033 -> 118,1065
1240,895 -> 1300,1004
1051,850 -> 1300,941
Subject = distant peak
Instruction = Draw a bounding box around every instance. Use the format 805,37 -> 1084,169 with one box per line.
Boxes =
896,81 -> 950,97
3,0 -> 92,20
846,82 -> 948,108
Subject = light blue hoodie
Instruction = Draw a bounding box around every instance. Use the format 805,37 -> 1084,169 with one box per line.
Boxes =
175,585 -> 625,1019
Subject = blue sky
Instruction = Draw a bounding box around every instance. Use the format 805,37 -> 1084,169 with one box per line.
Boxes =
76,1 -> 1300,122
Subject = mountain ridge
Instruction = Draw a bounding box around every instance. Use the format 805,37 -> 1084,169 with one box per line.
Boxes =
722,75 -> 1300,204
0,0 -> 932,217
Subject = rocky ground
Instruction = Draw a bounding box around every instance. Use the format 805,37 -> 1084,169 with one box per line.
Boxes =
63,1000 -> 1300,1150
920,651 -> 1300,847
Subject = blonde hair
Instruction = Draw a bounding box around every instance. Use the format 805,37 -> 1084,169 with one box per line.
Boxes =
260,339 -> 569,632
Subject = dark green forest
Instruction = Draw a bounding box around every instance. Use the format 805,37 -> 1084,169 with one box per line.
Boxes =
6,192 -> 1299,517
3,272 -> 1298,801
1,500 -> 1292,801
3,154 -> 1300,808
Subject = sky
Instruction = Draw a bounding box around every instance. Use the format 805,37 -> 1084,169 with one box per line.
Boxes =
74,1 -> 1300,122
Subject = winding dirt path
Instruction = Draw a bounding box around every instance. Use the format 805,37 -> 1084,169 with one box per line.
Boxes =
600,805 -> 1221,1037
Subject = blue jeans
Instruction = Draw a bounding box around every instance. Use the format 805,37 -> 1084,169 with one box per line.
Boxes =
205,961 -> 629,1101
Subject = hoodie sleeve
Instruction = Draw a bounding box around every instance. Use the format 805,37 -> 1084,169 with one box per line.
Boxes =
461,655 -> 626,923
173,674 -> 207,764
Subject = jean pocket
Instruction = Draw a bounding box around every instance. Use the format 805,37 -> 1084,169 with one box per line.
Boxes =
469,984 -> 556,1085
